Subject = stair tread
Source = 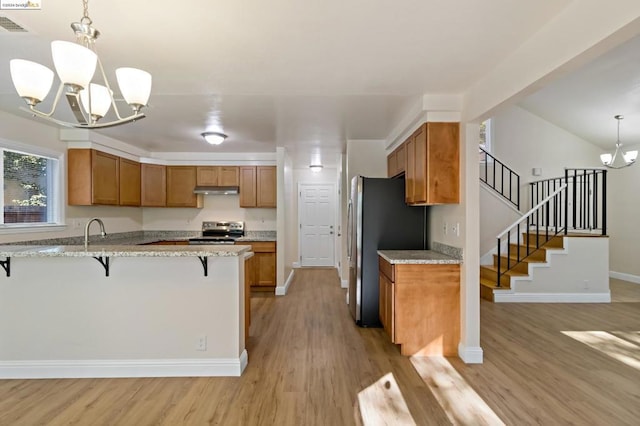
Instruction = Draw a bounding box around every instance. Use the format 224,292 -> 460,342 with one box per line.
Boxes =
479,278 -> 511,290
495,253 -> 547,263
480,264 -> 528,276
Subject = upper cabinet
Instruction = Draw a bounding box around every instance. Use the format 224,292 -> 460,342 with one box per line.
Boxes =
240,166 -> 276,208
405,122 -> 459,205
119,158 -> 141,206
196,166 -> 239,186
68,149 -> 119,205
166,166 -> 203,208
387,142 -> 406,178
141,163 -> 166,207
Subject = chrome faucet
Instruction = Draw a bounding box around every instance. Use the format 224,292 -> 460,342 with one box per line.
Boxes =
84,217 -> 107,248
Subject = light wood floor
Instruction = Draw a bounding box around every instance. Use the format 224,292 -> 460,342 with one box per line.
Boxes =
0,272 -> 639,425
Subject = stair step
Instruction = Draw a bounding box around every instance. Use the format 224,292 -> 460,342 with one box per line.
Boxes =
508,243 -> 549,261
521,233 -> 564,248
479,277 -> 510,302
480,264 -> 527,287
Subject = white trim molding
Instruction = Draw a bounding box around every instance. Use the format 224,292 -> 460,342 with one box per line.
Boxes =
458,343 -> 483,364
341,279 -> 348,289
493,292 -> 611,303
610,271 -> 640,284
0,351 -> 248,379
276,270 -> 295,296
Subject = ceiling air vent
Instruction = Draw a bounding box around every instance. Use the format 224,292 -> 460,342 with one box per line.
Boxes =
0,16 -> 27,32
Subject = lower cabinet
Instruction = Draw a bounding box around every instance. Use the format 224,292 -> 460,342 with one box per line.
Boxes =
236,241 -> 276,288
379,256 -> 460,356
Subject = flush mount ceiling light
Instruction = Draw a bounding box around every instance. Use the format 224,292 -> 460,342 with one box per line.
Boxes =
600,115 -> 638,169
309,164 -> 323,172
9,0 -> 152,128
201,131 -> 227,145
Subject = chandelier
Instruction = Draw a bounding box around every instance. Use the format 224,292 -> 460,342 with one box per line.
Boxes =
600,115 -> 637,169
9,0 -> 151,128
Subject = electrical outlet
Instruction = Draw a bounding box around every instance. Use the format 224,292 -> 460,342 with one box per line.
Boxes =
451,223 -> 460,237
583,280 -> 589,289
443,222 -> 448,235
196,335 -> 207,351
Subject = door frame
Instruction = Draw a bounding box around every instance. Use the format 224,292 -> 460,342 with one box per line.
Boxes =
297,182 -> 338,268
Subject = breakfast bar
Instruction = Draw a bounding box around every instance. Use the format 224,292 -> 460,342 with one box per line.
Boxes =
0,244 -> 251,379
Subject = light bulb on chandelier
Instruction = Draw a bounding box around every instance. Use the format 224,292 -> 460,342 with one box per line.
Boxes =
9,0 -> 152,128
600,115 -> 638,169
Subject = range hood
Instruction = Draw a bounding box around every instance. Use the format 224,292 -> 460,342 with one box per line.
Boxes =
193,186 -> 239,195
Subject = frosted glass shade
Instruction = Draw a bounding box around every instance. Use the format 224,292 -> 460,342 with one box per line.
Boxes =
202,132 -> 227,145
623,150 -> 638,164
79,83 -> 112,119
9,59 -> 54,103
116,67 -> 152,107
51,40 -> 97,90
600,153 -> 612,166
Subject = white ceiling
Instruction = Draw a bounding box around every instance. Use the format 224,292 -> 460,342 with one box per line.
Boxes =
4,0 -> 624,167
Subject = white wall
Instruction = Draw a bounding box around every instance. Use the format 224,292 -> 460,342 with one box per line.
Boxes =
141,196 -> 276,232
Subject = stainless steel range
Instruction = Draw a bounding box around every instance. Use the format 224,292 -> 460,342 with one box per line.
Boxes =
188,221 -> 244,244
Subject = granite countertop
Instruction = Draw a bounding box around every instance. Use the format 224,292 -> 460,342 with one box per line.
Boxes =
377,242 -> 463,265
0,244 -> 251,258
7,230 -> 277,246
378,250 -> 461,265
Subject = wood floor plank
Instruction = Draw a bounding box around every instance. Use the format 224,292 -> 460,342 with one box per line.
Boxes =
1,271 -> 639,425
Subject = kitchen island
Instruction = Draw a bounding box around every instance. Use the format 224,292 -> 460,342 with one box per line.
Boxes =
0,244 -> 251,379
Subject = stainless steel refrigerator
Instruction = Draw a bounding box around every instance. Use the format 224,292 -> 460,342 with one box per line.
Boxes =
347,176 -> 428,327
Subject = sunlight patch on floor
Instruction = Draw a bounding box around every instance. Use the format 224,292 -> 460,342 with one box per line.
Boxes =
562,331 -> 640,370
356,372 -> 416,425
410,356 -> 505,426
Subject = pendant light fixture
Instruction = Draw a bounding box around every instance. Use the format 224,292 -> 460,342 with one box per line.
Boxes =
9,0 -> 152,128
600,115 -> 638,169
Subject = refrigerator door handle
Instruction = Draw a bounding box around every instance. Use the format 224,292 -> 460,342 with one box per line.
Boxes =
346,200 -> 353,261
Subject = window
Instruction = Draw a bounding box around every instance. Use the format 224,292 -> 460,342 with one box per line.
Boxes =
479,119 -> 493,163
1,144 -> 62,228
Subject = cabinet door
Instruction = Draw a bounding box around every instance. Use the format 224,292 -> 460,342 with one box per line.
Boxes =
167,166 -> 201,207
119,158 -> 141,206
379,274 -> 387,330
196,166 -> 219,186
239,166 -> 257,207
426,123 -> 460,204
386,278 -> 395,342
256,166 -> 276,207
67,149 -> 92,205
255,251 -> 276,286
218,166 -> 239,186
141,164 -> 167,207
405,137 -> 416,203
91,150 -> 119,205
396,144 -> 406,175
244,254 -> 255,342
387,151 -> 397,178
412,125 -> 427,204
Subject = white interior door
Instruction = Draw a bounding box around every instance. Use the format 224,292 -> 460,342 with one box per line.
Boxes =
299,183 -> 336,267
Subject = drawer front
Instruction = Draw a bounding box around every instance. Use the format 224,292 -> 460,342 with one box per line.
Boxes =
378,256 -> 395,282
237,241 -> 276,253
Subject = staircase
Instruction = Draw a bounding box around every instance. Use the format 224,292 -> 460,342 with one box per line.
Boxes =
479,147 -> 608,302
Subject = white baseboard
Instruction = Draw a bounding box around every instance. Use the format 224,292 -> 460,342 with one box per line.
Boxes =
493,292 -> 611,303
610,271 -> 640,284
458,343 -> 483,364
275,270 -> 295,296
0,350 -> 249,379
341,279 -> 348,289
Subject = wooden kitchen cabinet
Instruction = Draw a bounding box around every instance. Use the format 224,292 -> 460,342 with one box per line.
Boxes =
243,253 -> 255,342
387,142 -> 406,178
119,158 -> 141,206
196,166 -> 239,186
239,166 -> 276,208
405,122 -> 459,205
166,166 -> 203,208
141,163 -> 167,207
68,149 -> 119,206
379,256 -> 460,356
236,241 -> 276,289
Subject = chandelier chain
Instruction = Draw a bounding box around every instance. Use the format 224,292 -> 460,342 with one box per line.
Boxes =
80,0 -> 92,25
